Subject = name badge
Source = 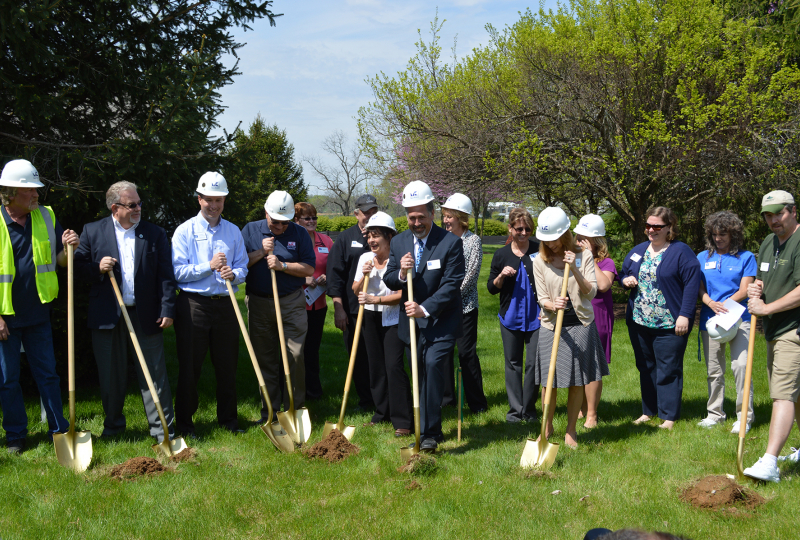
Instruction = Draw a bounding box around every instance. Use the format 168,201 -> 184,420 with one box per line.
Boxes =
530,253 -> 537,261
705,261 -> 717,270
575,256 -> 581,268
427,259 -> 441,270
351,241 -> 363,248
318,247 -> 329,254
630,253 -> 642,263
760,262 -> 770,272
194,233 -> 207,241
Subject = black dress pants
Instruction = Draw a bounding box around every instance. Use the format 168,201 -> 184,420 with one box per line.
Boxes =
304,306 -> 327,399
441,308 -> 488,412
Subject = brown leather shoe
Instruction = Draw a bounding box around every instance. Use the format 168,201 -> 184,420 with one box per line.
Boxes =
394,429 -> 411,437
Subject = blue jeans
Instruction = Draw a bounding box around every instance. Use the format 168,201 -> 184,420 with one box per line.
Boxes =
0,320 -> 68,441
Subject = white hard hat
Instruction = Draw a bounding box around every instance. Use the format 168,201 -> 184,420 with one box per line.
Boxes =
265,190 -> 295,221
366,211 -> 396,232
707,317 -> 741,344
402,180 -> 435,208
536,207 -> 571,241
575,214 -> 606,238
0,159 -> 44,188
196,172 -> 229,196
442,193 -> 473,215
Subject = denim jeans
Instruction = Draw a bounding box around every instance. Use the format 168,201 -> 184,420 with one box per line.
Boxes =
0,320 -> 68,441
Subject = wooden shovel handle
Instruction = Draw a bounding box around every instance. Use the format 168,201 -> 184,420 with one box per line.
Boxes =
268,252 -> 295,410
337,278 -> 369,425
540,265 -> 570,440
738,314 -> 757,441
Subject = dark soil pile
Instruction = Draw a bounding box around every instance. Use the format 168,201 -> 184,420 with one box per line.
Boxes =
303,429 -> 360,462
680,475 -> 765,511
170,448 -> 197,463
109,457 -> 166,479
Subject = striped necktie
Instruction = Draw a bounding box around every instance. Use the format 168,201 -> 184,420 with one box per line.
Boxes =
415,239 -> 424,271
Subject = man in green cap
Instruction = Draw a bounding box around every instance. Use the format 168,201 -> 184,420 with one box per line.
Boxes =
744,190 -> 800,482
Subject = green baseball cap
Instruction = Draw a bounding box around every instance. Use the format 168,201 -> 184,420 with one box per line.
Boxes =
761,190 -> 795,214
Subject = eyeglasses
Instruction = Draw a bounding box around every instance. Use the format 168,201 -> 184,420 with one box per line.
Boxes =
116,201 -> 143,210
644,223 -> 666,231
300,216 -> 318,221
514,226 -> 532,233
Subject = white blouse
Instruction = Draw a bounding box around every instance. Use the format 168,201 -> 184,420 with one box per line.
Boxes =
354,252 -> 400,326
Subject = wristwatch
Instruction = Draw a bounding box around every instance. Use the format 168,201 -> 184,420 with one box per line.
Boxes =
281,262 -> 288,271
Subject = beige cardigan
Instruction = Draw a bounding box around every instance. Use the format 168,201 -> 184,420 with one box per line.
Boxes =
532,250 -> 598,330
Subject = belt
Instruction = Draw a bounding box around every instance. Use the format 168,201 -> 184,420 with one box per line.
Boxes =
182,290 -> 227,300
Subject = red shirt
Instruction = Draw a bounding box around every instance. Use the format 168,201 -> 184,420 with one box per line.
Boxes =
306,231 -> 333,310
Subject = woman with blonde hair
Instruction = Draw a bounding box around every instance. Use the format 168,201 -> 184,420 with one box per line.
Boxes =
533,207 -> 608,448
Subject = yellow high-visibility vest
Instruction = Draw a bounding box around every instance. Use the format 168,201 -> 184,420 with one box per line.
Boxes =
0,205 -> 59,315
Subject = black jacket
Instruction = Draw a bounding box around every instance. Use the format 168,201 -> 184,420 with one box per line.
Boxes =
74,217 -> 177,336
326,224 -> 370,315
487,241 -> 540,318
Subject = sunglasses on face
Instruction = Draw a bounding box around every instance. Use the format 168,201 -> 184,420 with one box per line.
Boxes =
116,201 -> 143,210
514,226 -> 532,233
645,223 -> 666,231
300,216 -> 318,221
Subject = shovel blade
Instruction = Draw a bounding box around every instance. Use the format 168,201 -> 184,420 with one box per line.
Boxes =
736,437 -> 746,480
322,421 -> 355,441
520,437 -> 559,470
152,436 -> 188,458
261,421 -> 295,453
54,430 -> 93,472
400,441 -> 419,460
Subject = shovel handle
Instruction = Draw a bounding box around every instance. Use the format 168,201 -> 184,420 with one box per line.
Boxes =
269,252 -> 295,411
67,244 -> 77,431
738,314 -> 757,441
407,270 -> 421,453
337,278 -> 369,426
541,265 -> 570,441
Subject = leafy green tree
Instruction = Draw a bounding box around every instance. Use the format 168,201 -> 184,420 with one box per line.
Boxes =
223,115 -> 307,226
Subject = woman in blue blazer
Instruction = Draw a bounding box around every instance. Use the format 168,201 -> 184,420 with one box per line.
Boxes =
620,207 -> 701,429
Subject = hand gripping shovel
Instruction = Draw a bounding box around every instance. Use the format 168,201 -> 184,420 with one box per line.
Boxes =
322,278 -> 369,441
225,280 -> 293,453
521,265 -> 570,469
108,269 -> 187,457
54,243 -> 93,472
401,271 -> 422,460
269,258 -> 312,444
737,314 -> 757,480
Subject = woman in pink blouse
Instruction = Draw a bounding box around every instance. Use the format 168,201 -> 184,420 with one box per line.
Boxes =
295,202 -> 333,400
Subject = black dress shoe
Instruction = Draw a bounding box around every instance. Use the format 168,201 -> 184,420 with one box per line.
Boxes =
181,430 -> 198,440
419,438 -> 438,452
7,438 -> 25,455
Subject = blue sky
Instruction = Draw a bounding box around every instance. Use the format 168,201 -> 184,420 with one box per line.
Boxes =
214,0 -> 559,192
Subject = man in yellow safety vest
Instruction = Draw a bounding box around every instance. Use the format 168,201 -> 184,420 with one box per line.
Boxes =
0,159 -> 79,455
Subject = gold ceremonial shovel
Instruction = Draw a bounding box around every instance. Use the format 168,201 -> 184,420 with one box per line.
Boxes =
54,243 -> 93,472
269,257 -> 311,444
521,265 -> 571,469
109,270 -> 187,457
401,271 -> 422,460
737,314 -> 757,480
225,280 -> 294,453
323,278 -> 369,441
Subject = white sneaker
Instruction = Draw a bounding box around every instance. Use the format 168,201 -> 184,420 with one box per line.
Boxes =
730,422 -> 751,434
778,447 -> 800,463
743,458 -> 781,482
697,417 -> 723,428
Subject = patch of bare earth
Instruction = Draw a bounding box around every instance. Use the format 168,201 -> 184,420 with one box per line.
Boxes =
680,475 -> 765,512
303,429 -> 360,462
170,447 -> 197,463
109,457 -> 166,480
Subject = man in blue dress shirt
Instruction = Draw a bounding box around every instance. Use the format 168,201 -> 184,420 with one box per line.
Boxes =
171,172 -> 248,436
241,191 -> 314,421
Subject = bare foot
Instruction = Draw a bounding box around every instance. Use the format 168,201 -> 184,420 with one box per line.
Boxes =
577,411 -> 585,419
583,415 -> 598,429
659,420 -> 675,430
565,432 -> 578,449
633,415 -> 652,425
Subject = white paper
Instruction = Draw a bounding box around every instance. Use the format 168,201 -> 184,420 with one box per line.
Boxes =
760,262 -> 769,272
710,298 -> 746,331
705,261 -> 716,270
304,284 -> 327,306
427,259 -> 441,270
382,304 -> 400,326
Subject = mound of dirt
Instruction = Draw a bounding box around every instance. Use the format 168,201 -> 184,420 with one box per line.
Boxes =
303,429 -> 360,462
397,453 -> 438,475
680,475 -> 765,511
170,448 -> 197,463
109,457 -> 166,479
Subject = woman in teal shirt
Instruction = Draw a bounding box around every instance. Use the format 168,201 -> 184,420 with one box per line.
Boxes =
697,211 -> 757,433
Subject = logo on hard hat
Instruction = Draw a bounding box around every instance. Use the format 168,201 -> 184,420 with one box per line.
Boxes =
33,171 -> 39,178
542,225 -> 549,231
581,222 -> 588,228
211,181 -> 220,188
279,206 -> 286,212
410,191 -> 418,198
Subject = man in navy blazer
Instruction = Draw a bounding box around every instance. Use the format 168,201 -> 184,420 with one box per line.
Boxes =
384,181 -> 465,452
74,181 -> 177,442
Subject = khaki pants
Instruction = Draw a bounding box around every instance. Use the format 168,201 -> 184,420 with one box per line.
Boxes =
766,328 -> 800,402
701,321 -> 754,424
246,288 -> 308,418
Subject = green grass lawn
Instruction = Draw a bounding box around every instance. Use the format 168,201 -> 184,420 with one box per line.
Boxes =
2,245 -> 799,539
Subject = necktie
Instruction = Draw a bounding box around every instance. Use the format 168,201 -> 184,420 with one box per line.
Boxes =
415,239 -> 424,271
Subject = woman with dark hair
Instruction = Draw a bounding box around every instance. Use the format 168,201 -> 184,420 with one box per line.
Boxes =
620,206 -> 701,429
487,207 -> 541,423
295,201 -> 333,400
352,212 -> 412,436
696,211 -> 756,433
533,207 -> 608,448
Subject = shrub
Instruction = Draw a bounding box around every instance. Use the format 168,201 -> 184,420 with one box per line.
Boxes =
394,216 -> 408,233
327,216 -> 358,231
316,216 -> 333,231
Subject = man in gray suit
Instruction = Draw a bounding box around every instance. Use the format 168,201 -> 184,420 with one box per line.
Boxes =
74,181 -> 177,442
384,181 -> 465,452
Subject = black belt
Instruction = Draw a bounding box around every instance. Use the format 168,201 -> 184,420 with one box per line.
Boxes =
182,291 -> 227,300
